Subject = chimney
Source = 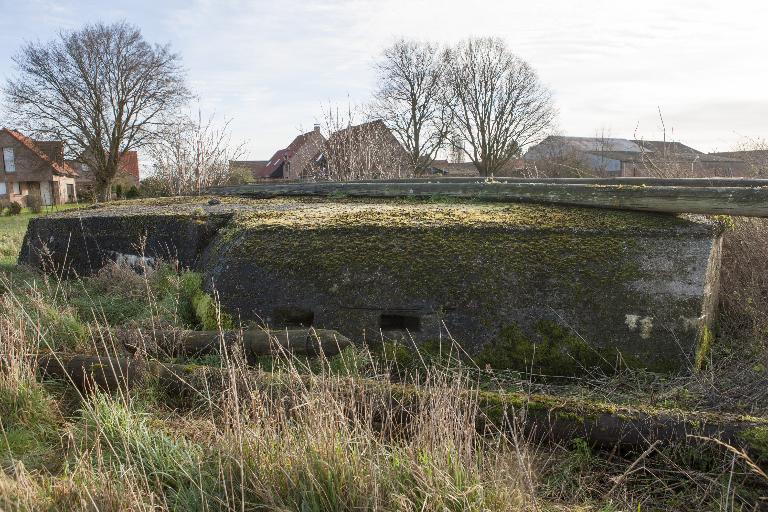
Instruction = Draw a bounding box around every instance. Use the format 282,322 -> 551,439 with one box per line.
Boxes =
313,123 -> 321,133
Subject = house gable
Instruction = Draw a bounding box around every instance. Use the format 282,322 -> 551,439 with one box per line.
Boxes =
323,119 -> 411,178
258,127 -> 327,179
0,128 -> 79,205
0,129 -> 78,180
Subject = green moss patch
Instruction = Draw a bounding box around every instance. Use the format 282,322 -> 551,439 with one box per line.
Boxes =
476,320 -> 618,375
738,426 -> 768,461
694,326 -> 715,372
218,203 -> 666,301
172,271 -> 234,330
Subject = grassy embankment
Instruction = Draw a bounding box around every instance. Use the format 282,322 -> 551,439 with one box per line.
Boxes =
1,204 -> 768,510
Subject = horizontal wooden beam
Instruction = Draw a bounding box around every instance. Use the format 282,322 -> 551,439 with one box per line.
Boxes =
120,328 -> 351,362
209,180 -> 768,217
38,354 -> 768,452
258,177 -> 768,187
229,177 -> 768,187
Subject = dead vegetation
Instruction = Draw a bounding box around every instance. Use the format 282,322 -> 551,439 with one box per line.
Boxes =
2,214 -> 768,510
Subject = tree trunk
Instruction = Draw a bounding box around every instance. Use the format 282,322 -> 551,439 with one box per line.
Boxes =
95,178 -> 112,202
94,161 -> 119,201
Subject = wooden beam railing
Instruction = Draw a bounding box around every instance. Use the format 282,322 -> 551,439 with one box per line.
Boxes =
208,178 -> 768,217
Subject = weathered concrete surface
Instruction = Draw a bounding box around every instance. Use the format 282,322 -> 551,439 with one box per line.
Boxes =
20,197 -> 724,374
19,199 -> 241,275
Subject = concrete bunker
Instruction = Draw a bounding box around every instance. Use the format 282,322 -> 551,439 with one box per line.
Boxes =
20,196 -> 724,374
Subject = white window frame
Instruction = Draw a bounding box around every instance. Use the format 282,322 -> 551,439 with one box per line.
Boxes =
12,182 -> 20,195
0,181 -> 7,195
3,148 -> 15,173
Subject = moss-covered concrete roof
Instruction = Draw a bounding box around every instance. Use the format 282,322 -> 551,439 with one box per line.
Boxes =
55,196 -> 720,236
230,201 -> 717,234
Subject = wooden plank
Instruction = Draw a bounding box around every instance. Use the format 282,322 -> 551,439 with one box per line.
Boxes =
208,181 -> 768,217
38,354 -> 768,452
365,177 -> 768,187
212,177 -> 768,188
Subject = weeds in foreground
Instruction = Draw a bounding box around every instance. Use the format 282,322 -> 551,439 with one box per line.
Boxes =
1,217 -> 768,509
0,258 -> 539,510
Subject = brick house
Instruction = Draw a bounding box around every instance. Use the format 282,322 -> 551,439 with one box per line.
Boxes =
238,120 -> 412,181
321,120 -> 411,180
256,125 -> 327,179
0,128 -> 78,206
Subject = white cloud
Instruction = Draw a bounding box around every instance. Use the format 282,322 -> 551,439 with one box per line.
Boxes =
0,0 -> 766,156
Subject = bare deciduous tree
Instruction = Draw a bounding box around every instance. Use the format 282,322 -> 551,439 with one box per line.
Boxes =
149,109 -> 246,195
371,39 -> 450,174
729,137 -> 768,177
3,21 -> 189,200
311,103 -> 411,181
444,37 -> 556,177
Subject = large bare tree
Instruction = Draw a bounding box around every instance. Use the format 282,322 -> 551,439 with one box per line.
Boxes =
371,39 -> 450,174
444,37 -> 556,176
3,21 -> 189,200
149,109 -> 246,195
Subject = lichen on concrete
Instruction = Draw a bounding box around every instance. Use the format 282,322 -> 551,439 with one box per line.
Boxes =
21,197 -> 724,375
201,199 -> 722,374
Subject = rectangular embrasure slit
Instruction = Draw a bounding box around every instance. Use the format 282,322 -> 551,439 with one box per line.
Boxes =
380,313 -> 421,331
273,307 -> 315,327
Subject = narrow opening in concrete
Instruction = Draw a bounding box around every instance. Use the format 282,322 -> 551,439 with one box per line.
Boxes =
380,313 -> 421,331
273,308 -> 315,328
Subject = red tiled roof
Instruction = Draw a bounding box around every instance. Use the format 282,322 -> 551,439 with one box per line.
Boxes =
2,128 -> 79,178
119,151 -> 139,180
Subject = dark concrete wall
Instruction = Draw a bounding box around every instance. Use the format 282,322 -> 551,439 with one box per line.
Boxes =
200,202 -> 722,374
20,203 -> 233,275
20,197 -> 723,374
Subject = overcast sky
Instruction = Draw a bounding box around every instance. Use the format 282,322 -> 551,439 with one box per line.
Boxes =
0,0 -> 766,159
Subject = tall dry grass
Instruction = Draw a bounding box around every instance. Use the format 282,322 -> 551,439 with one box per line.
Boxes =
720,217 -> 768,345
1,246 -> 766,510
0,265 -> 541,511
